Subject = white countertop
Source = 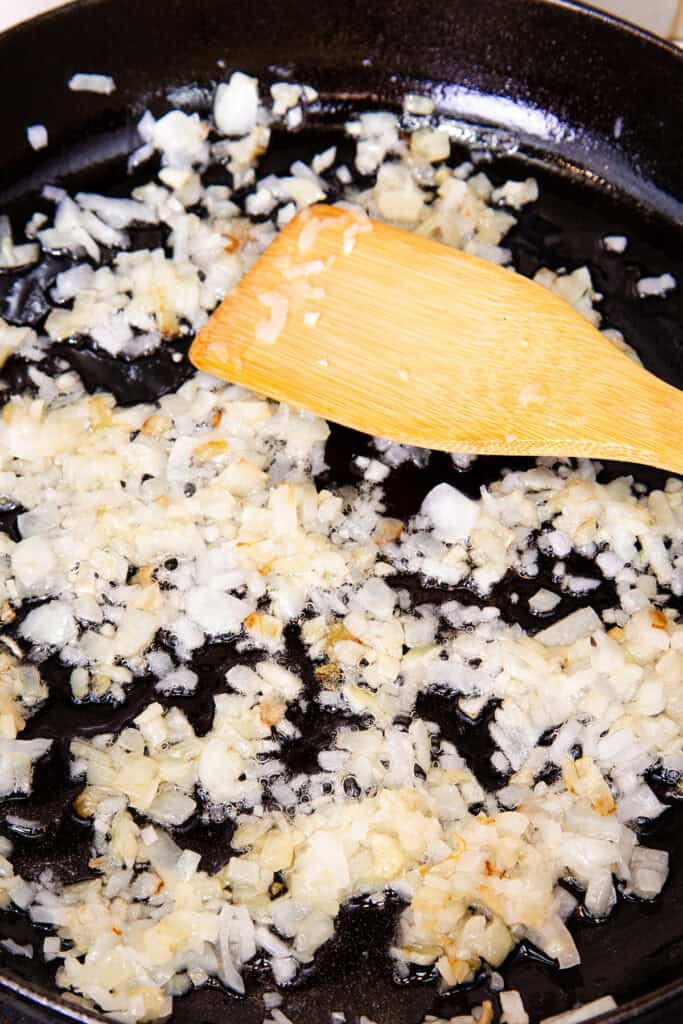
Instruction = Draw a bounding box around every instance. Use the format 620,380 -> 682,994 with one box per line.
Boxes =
0,0 -> 68,33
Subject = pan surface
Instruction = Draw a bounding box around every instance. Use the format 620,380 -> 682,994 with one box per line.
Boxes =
0,1 -> 683,1022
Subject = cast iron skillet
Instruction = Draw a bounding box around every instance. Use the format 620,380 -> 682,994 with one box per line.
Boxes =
0,1 -> 683,1022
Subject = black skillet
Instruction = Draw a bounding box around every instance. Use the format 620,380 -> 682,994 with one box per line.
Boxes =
0,1 -> 683,1022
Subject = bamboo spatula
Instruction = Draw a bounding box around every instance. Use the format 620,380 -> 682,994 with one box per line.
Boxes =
190,204 -> 683,475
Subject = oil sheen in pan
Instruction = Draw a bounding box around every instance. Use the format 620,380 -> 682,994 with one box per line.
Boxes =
1,123 -> 683,1024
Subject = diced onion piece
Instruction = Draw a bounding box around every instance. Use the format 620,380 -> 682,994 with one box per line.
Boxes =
26,125 -> 48,150
256,291 -> 289,344
215,72 -> 259,136
68,73 -> 116,94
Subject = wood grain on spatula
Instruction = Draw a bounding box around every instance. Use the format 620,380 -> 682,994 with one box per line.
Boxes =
190,204 -> 683,475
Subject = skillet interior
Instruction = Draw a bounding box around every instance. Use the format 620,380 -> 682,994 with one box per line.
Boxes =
0,1 -> 683,1022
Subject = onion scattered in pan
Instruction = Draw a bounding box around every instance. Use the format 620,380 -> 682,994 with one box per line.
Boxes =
0,64 -> 680,1024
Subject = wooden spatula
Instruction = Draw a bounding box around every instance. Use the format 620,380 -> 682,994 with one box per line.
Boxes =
190,203 -> 683,475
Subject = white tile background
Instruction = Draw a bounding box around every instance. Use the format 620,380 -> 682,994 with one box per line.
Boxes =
590,0 -> 681,36
0,0 -> 681,42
